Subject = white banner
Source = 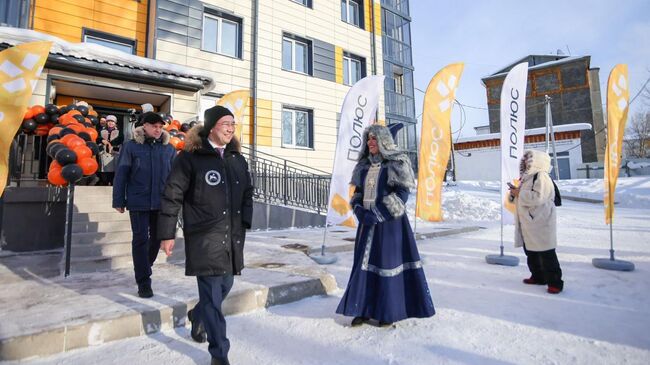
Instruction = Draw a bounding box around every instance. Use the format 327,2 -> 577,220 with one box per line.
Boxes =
500,62 -> 529,224
326,75 -> 385,226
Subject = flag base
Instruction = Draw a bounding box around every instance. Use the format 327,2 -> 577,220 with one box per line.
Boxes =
485,254 -> 519,266
310,253 -> 338,265
592,258 -> 635,272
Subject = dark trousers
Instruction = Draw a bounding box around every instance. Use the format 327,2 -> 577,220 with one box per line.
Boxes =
128,210 -> 161,287
524,246 -> 564,289
193,275 -> 234,361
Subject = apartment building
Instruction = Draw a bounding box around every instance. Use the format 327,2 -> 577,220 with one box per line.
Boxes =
1,0 -> 416,172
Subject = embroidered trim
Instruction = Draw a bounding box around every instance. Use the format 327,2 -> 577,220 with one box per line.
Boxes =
359,225 -> 422,277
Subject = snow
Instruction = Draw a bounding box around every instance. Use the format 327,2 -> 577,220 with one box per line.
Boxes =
627,161 -> 650,169
4,177 -> 650,365
0,26 -> 215,91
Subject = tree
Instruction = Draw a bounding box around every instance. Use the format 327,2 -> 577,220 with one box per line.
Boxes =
624,112 -> 650,158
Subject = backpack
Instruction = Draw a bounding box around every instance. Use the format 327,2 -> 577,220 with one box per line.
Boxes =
533,172 -> 562,206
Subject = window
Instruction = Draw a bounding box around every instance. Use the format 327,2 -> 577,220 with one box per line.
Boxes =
343,55 -> 363,86
393,72 -> 404,94
290,0 -> 312,7
1,0 -> 29,28
202,12 -> 241,58
282,35 -> 311,74
341,0 -> 362,27
282,107 -> 313,148
83,29 -> 136,55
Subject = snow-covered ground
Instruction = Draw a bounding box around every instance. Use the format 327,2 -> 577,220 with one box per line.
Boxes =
5,177 -> 650,365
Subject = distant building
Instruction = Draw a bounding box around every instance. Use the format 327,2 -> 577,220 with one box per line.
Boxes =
452,123 -> 592,180
482,55 -> 606,163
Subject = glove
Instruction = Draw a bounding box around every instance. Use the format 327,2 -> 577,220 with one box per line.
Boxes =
353,205 -> 365,221
362,210 -> 378,226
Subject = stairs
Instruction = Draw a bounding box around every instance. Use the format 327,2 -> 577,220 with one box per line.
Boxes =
62,186 -> 184,274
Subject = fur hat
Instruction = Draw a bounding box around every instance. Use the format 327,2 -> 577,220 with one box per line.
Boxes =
106,115 -> 117,123
201,105 -> 234,137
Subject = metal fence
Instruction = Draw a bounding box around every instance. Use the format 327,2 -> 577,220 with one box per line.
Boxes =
241,147 -> 331,214
8,134 -> 51,187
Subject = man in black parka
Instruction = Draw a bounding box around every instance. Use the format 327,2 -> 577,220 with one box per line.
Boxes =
158,106 -> 253,365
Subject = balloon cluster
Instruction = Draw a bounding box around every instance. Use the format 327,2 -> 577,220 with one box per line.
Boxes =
21,103 -> 99,137
42,106 -> 100,186
166,119 -> 197,151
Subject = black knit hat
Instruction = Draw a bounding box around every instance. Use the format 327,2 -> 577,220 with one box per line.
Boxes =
202,105 -> 234,137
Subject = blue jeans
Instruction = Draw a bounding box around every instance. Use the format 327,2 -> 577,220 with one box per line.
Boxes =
192,275 -> 234,361
128,210 -> 161,287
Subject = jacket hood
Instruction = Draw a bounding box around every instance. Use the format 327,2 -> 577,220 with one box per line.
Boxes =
184,125 -> 241,153
133,126 -> 170,145
520,149 -> 551,177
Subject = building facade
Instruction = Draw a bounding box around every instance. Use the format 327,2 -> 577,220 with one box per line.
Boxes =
2,0 -> 417,173
482,55 -> 606,163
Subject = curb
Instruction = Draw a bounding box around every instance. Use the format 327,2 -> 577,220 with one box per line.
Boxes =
308,226 -> 484,255
0,273 -> 337,361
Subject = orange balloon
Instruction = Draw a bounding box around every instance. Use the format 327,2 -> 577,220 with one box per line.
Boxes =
48,127 -> 63,136
85,128 -> 98,142
176,140 -> 185,150
169,136 -> 181,149
73,145 -> 92,160
47,168 -> 67,186
49,160 -> 63,171
78,157 -> 98,175
88,109 -> 98,117
35,125 -> 49,136
59,114 -> 75,126
68,123 -> 85,133
67,110 -> 81,116
24,108 -> 34,120
66,137 -> 86,150
31,105 -> 45,115
60,133 -> 81,145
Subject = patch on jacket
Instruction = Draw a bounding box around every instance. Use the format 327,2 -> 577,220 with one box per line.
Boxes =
205,170 -> 222,186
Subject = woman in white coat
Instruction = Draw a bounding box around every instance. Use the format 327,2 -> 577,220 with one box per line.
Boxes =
509,150 -> 564,294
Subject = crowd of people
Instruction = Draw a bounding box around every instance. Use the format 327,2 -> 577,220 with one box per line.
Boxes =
103,106 -> 561,365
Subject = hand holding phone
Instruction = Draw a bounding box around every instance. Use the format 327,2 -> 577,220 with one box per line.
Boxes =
507,182 -> 515,189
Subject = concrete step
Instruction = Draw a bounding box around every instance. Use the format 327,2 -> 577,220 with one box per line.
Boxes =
67,249 -> 184,274
72,220 -> 132,234
73,212 -> 130,223
74,186 -> 114,195
71,231 -> 133,245
70,240 -> 185,258
0,266 -> 338,361
73,199 -> 114,213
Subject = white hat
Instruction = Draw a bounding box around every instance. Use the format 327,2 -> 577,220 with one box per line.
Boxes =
106,115 -> 117,122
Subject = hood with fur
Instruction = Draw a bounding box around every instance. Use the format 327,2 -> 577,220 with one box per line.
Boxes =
184,124 -> 241,153
133,126 -> 170,145
350,124 -> 415,189
520,149 -> 551,177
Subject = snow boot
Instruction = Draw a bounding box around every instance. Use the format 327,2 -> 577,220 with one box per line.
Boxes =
523,277 -> 546,285
547,286 -> 563,294
137,284 -> 153,298
187,309 -> 207,343
351,317 -> 368,327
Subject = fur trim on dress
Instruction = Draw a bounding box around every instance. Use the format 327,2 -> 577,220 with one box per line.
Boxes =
383,193 -> 406,218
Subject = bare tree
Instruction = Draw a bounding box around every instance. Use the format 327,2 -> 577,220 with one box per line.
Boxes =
625,112 -> 650,158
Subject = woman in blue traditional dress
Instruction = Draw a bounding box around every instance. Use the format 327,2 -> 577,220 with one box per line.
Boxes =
336,123 -> 435,327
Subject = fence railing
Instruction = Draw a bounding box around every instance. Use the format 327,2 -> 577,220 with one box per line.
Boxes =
240,146 -> 331,214
7,135 -> 332,214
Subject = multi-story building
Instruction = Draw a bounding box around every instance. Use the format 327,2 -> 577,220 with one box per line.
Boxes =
1,0 -> 417,172
481,54 -> 606,163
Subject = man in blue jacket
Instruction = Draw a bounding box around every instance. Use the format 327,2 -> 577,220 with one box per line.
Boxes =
113,112 -> 176,298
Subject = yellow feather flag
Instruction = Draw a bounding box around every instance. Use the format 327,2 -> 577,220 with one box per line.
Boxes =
0,41 -> 51,196
217,90 -> 250,141
604,64 -> 630,224
416,63 -> 464,222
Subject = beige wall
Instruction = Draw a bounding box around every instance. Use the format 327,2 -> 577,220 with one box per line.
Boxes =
154,0 -> 385,172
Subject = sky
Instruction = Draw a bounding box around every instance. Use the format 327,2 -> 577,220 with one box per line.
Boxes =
410,0 -> 650,138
